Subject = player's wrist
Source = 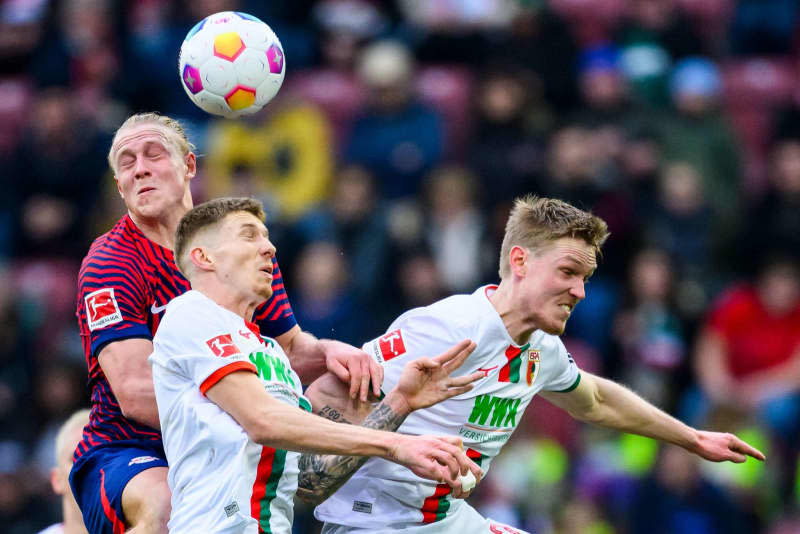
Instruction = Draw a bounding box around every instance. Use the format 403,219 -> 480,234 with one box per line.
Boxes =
382,389 -> 414,417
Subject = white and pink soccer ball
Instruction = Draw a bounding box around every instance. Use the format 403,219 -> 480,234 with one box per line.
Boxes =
179,11 -> 285,118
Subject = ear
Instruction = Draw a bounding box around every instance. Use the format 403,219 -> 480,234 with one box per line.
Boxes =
50,467 -> 65,495
114,175 -> 123,198
189,245 -> 215,272
185,152 -> 197,181
509,246 -> 528,278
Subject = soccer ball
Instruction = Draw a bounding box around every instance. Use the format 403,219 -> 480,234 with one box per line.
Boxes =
179,11 -> 285,118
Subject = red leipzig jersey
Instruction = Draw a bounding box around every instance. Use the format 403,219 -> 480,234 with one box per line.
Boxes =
74,214 -> 296,461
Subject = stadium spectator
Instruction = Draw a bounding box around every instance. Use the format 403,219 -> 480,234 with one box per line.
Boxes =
69,112 -> 382,534
344,40 -> 445,200
659,57 -> 742,243
294,164 -> 391,306
423,164 -> 492,294
693,255 -> 800,442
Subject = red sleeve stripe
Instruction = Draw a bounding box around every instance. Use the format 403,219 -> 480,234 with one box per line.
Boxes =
200,361 -> 257,394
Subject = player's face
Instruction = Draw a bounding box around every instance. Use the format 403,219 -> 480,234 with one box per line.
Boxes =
213,212 -> 276,304
517,237 -> 596,335
112,124 -> 195,220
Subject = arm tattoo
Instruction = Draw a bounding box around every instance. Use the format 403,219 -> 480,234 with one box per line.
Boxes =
318,405 -> 353,425
296,401 -> 407,504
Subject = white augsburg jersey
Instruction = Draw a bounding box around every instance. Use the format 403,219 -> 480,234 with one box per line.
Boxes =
150,290 -> 310,534
315,285 -> 580,529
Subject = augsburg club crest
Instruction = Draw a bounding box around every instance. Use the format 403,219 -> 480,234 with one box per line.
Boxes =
526,349 -> 541,386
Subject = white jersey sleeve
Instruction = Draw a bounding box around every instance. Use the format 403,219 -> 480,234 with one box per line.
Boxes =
539,337 -> 581,392
150,295 -> 256,401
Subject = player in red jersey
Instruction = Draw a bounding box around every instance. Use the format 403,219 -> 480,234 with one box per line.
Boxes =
70,112 -> 383,534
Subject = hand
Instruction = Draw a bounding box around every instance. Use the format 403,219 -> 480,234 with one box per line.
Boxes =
390,434 -> 482,495
393,340 -> 481,412
691,430 -> 766,463
321,340 -> 383,402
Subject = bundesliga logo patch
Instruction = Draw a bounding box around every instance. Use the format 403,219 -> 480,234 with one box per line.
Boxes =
206,334 -> 240,358
378,330 -> 406,361
85,288 -> 123,331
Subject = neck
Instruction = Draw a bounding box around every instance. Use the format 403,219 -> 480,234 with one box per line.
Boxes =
194,281 -> 258,321
63,497 -> 89,534
487,280 -> 537,345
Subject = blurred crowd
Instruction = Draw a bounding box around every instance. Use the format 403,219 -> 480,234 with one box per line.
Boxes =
1,0 -> 800,532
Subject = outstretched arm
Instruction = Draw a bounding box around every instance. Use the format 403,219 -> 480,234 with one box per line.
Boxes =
297,340 -> 482,505
539,372 -> 766,463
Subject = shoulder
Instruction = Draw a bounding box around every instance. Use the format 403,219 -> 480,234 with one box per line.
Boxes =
392,292 -> 481,340
79,218 -> 145,279
159,292 -> 219,330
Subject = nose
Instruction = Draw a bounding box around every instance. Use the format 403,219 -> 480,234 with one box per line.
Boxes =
260,238 -> 276,258
569,279 -> 586,301
133,156 -> 150,179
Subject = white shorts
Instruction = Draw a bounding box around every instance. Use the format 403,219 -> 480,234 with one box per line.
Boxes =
320,502 -> 530,534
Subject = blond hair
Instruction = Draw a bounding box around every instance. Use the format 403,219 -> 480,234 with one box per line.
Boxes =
174,197 -> 266,277
54,409 -> 90,466
498,195 -> 609,279
108,112 -> 195,173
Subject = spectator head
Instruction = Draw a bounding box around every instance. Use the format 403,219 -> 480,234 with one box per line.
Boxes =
424,165 -> 479,221
476,66 -> 531,124
769,136 -> 800,194
395,248 -> 443,308
630,248 -> 674,303
314,0 -> 386,69
578,45 -> 627,110
655,445 -> 701,494
630,0 -> 678,30
658,161 -> 705,215
331,164 -> 377,225
548,125 -> 595,184
670,57 -> 721,116
756,255 -> 800,317
295,241 -> 349,302
357,40 -> 415,112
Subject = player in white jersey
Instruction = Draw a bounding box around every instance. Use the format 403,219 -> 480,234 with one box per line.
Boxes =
151,197 -> 483,533
312,195 -> 766,534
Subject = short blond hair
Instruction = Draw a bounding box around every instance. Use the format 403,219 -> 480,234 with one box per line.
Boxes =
108,112 -> 195,173
54,409 -> 90,466
175,197 -> 266,277
498,195 -> 609,279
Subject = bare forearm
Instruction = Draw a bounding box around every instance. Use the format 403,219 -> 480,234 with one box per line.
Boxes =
296,391 -> 411,504
118,382 -> 160,429
283,330 -> 327,383
585,376 -> 699,451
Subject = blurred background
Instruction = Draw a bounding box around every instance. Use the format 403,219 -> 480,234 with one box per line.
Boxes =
1,0 -> 800,532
